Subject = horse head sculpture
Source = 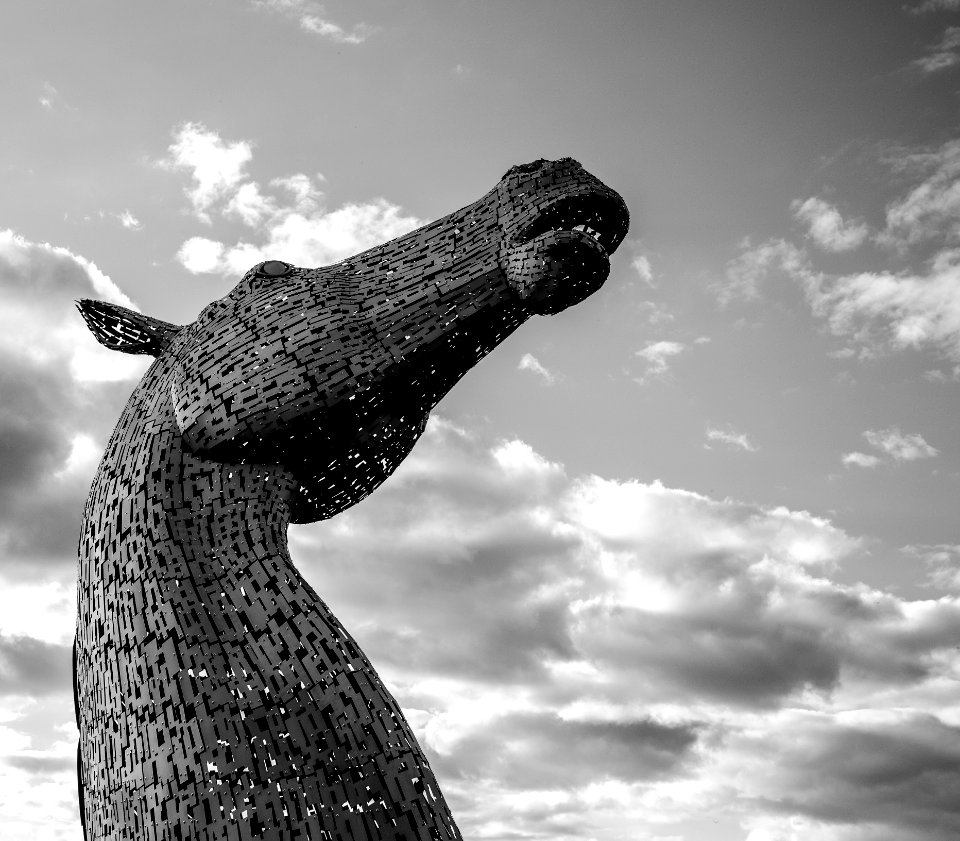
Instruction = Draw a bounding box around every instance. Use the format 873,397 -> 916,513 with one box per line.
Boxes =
74,157 -> 628,840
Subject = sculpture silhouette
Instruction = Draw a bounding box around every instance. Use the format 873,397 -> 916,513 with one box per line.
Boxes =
74,157 -> 629,840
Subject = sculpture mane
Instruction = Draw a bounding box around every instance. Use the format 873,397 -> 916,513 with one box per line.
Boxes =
74,157 -> 628,840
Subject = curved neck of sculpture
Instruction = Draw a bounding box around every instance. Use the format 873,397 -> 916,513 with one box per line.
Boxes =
76,359 -> 463,840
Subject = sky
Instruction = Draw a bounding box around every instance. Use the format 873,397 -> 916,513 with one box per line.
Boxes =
1,1 -> 960,839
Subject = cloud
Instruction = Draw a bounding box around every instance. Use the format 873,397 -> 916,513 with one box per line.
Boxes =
631,253 -> 654,285
518,353 -> 558,385
634,340 -> 686,381
909,0 -> 960,12
0,635 -> 70,697
863,427 -> 937,461
726,233 -> 960,361
912,26 -> 960,73
0,580 -> 75,645
284,419 -> 960,839
38,82 -> 57,111
117,210 -> 141,230
0,711 -> 81,839
730,710 -> 960,841
842,451 -> 882,469
0,230 -> 147,575
721,238 -> 812,304
160,122 -> 254,223
722,141 -> 960,363
903,544 -> 960,592
176,236 -> 225,273
164,124 -> 423,273
882,139 -> 960,246
817,254 -> 960,358
843,427 -> 937,468
252,0 -> 373,43
706,426 -> 758,452
793,197 -> 869,252
36,82 -> 73,114
4,754 -> 74,774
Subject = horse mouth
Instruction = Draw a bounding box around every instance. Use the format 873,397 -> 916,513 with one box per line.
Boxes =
514,191 -> 629,257
503,190 -> 629,315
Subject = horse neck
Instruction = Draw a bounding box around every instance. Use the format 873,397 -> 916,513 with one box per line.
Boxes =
78,356 -> 299,627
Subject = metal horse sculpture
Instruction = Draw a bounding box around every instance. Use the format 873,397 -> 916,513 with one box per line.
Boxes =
74,158 -> 628,840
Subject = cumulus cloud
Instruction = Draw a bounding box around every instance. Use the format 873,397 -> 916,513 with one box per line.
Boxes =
706,426 -> 758,452
808,254 -> 960,359
163,123 -> 423,274
160,122 -> 254,223
283,419 -> 960,840
0,230 -> 147,575
911,26 -> 960,73
843,427 -> 937,469
518,353 -> 557,385
252,0 -> 373,43
793,197 -> 869,251
634,340 -> 685,381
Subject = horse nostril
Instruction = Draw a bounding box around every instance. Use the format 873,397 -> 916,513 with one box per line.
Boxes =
260,260 -> 292,277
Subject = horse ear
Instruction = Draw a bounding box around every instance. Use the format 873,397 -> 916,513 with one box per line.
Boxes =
76,299 -> 183,356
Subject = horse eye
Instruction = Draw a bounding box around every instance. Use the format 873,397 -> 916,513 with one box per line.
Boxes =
259,260 -> 292,277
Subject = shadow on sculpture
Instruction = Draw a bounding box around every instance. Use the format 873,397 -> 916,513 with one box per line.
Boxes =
74,158 -> 628,840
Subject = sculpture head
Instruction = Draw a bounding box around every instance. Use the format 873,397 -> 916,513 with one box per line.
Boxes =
79,158 -> 628,522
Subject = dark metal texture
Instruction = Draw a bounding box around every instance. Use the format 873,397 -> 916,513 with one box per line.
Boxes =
74,158 -> 628,840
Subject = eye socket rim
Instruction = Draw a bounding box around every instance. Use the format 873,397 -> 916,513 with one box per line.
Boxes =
259,260 -> 293,277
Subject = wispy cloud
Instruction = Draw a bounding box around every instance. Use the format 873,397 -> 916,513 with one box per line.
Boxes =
720,237 -> 812,305
634,340 -> 685,382
518,353 -> 558,385
841,451 -> 882,469
792,197 -> 869,251
117,210 -> 142,230
912,26 -> 960,73
724,140 -> 960,363
164,123 -> 423,273
909,0 -> 960,12
36,82 -> 75,113
706,426 -> 758,452
252,0 -> 374,43
843,427 -> 938,468
863,427 -> 938,461
903,543 -> 960,591
882,139 -> 960,247
38,82 -> 57,111
631,253 -> 654,285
